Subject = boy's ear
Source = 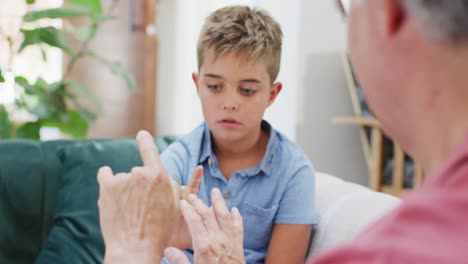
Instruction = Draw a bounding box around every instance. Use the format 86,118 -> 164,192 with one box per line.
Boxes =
268,82 -> 282,107
192,72 -> 200,93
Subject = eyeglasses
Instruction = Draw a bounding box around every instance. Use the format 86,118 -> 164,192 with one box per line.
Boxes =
336,0 -> 352,18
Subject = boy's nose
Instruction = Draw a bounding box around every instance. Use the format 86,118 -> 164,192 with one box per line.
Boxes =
223,104 -> 238,111
222,89 -> 240,111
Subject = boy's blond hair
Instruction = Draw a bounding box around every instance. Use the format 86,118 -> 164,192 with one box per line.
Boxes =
197,6 -> 283,83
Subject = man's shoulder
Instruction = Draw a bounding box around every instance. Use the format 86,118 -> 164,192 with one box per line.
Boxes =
312,183 -> 468,264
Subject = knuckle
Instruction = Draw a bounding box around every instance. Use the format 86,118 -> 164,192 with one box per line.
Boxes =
130,166 -> 142,174
150,166 -> 165,179
179,186 -> 190,200
218,210 -> 230,220
154,173 -> 164,184
135,168 -> 152,182
150,165 -> 161,175
219,239 -> 228,250
200,208 -> 212,219
199,244 -> 213,256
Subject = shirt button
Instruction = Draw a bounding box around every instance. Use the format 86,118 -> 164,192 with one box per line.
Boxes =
223,192 -> 231,199
208,158 -> 213,166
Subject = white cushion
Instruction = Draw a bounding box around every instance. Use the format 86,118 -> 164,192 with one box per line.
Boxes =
309,172 -> 400,256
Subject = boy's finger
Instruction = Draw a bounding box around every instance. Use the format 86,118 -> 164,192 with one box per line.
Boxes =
136,130 -> 161,169
180,186 -> 190,201
188,166 -> 203,195
164,247 -> 190,264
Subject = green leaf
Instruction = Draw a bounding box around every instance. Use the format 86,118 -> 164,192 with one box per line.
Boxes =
66,80 -> 101,110
16,77 -> 67,119
19,27 -> 75,56
47,81 -> 64,92
63,110 -> 88,138
23,7 -> 93,22
77,106 -> 96,122
15,122 -> 41,140
86,51 -> 136,90
43,110 -> 88,138
15,76 -> 52,95
34,77 -> 50,91
15,76 -> 38,94
26,0 -> 35,5
70,0 -> 102,15
0,69 -> 4,83
0,105 -> 12,138
19,89 -> 67,120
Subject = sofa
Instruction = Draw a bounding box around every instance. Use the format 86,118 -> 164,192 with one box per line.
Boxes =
0,138 -> 400,263
310,172 -> 400,255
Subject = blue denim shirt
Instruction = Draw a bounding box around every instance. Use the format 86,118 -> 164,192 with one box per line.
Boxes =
160,121 -> 319,264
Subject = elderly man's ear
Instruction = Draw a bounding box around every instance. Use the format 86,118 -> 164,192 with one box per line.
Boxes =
371,0 -> 406,38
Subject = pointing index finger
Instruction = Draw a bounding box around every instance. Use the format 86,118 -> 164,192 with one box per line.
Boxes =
136,130 -> 161,168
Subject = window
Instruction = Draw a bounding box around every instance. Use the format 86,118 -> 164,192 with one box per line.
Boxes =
1,0 -> 63,139
0,0 -> 63,115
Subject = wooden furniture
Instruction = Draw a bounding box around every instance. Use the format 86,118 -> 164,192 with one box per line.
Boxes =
333,55 -> 423,197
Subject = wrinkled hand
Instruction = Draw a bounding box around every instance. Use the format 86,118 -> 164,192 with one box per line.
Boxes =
97,131 -> 178,264
164,188 -> 245,264
168,166 -> 204,249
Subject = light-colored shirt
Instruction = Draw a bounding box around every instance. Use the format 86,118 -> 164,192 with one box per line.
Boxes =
309,133 -> 468,264
161,121 -> 319,264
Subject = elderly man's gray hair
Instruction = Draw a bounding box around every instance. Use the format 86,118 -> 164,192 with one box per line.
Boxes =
403,0 -> 468,44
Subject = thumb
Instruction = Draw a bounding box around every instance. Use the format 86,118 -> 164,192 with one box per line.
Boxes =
164,247 -> 190,264
188,166 -> 203,194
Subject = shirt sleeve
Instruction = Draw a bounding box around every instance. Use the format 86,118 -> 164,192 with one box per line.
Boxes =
306,245 -> 379,264
274,163 -> 319,225
160,141 -> 189,185
306,234 -> 433,264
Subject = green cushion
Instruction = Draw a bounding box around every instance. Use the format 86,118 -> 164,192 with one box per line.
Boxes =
0,140 -> 75,264
35,137 -> 175,263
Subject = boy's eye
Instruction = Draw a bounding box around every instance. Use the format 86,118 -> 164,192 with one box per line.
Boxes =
207,85 -> 221,91
240,87 -> 256,96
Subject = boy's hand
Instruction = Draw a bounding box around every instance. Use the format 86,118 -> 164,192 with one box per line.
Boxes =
168,166 -> 204,249
180,166 -> 203,200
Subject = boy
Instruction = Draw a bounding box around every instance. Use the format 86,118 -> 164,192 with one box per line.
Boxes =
161,6 -> 318,264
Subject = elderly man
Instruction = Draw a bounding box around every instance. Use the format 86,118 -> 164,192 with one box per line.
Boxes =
97,0 -> 468,263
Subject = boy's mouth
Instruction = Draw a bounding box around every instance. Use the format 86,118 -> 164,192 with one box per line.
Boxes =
218,118 -> 241,126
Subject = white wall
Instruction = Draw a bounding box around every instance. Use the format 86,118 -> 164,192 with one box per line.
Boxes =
296,1 -> 368,185
156,0 -> 302,140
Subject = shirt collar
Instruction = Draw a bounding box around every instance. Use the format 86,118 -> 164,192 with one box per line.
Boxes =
198,120 -> 278,177
199,123 -> 213,164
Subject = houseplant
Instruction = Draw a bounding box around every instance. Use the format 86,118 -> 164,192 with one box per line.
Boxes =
0,0 -> 135,139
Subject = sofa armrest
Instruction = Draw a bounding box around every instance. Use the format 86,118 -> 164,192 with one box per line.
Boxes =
309,172 -> 400,256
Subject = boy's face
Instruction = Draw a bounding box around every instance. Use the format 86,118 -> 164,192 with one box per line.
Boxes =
193,49 -> 282,144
